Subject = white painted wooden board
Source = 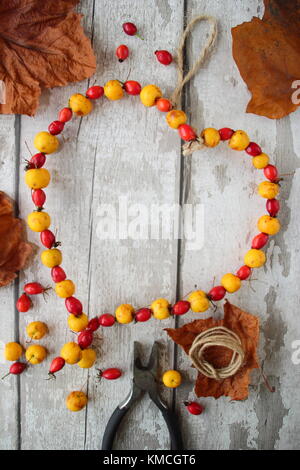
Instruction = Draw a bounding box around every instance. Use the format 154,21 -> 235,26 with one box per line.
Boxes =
0,0 -> 299,450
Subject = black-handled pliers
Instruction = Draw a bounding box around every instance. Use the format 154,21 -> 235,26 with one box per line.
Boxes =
101,341 -> 184,450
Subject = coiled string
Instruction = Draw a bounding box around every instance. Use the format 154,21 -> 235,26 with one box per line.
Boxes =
189,326 -> 245,380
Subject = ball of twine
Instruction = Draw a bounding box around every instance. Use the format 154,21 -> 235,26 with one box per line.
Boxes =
188,326 -> 245,380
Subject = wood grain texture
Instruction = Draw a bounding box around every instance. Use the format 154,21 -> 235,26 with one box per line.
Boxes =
0,0 -> 300,450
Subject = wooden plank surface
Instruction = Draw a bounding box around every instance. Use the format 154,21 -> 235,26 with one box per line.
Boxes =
0,0 -> 300,450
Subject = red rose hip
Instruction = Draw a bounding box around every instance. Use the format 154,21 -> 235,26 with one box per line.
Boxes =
266,199 -> 280,217
123,22 -> 141,37
155,50 -> 173,65
245,142 -> 262,156
48,357 -> 65,378
156,98 -> 172,112
251,233 -> 269,250
48,120 -> 64,135
99,313 -> 115,327
124,80 -> 141,95
58,107 -> 72,123
236,265 -> 252,280
178,124 -> 197,142
116,44 -> 129,62
264,164 -> 278,182
40,229 -> 56,249
135,308 -> 152,322
51,266 -> 66,283
30,153 -> 46,168
2,362 -> 27,380
16,293 -> 31,312
78,329 -> 93,349
219,128 -> 234,141
65,296 -> 83,315
99,368 -> 122,380
208,286 -> 226,301
172,300 -> 190,315
24,282 -> 46,295
184,401 -> 204,415
32,189 -> 46,207
86,86 -> 104,100
87,317 -> 100,332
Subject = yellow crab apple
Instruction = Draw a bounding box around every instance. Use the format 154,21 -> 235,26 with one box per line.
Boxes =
67,313 -> 89,332
162,370 -> 182,388
66,391 -> 88,412
151,298 -> 170,320
4,342 -> 23,361
115,304 -> 135,324
25,345 -> 47,364
77,349 -> 96,369
60,342 -> 82,364
26,321 -> 48,340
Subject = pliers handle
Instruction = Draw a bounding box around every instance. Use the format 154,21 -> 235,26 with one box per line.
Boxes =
101,342 -> 183,450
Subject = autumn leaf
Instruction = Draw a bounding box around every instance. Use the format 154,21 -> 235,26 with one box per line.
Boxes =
0,192 -> 32,287
232,0 -> 300,119
0,0 -> 96,116
166,301 -> 259,400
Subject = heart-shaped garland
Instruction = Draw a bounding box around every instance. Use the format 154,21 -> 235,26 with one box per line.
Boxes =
21,76 -> 282,395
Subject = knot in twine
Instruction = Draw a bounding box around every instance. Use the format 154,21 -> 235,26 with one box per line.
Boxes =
170,15 -> 218,156
189,326 -> 245,380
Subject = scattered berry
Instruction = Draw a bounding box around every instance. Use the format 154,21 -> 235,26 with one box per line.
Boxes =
123,22 -> 142,39
24,282 -> 47,295
116,44 -> 129,62
124,80 -> 141,95
86,86 -> 104,100
58,107 -> 72,123
155,50 -> 172,65
48,120 -> 65,135
172,300 -> 190,315
2,362 -> 27,380
99,313 -> 115,327
184,401 -> 204,415
98,368 -> 122,380
48,357 -> 65,378
135,308 -> 152,322
16,293 -> 31,312
266,198 -> 280,217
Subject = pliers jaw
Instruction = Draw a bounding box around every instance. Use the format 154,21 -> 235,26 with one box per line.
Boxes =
119,341 -> 166,410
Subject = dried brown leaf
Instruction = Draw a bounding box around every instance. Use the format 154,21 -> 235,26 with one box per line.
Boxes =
166,301 -> 259,400
0,0 -> 96,116
232,0 -> 300,119
0,192 -> 32,287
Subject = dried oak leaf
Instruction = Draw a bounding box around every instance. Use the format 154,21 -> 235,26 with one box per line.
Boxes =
0,192 -> 32,287
0,0 -> 96,116
166,301 -> 259,400
232,0 -> 300,119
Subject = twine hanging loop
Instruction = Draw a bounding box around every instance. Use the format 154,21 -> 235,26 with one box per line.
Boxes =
171,15 -> 218,108
189,326 -> 245,380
